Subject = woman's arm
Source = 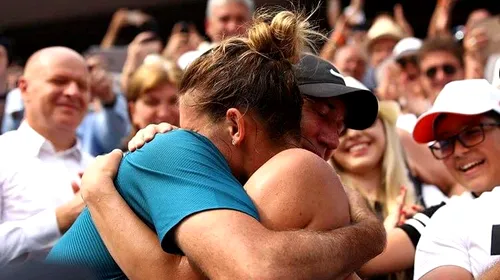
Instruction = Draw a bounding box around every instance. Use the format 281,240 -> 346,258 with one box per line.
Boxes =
358,228 -> 415,277
81,150 -> 203,280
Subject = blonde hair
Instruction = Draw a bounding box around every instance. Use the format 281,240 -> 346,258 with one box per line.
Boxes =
126,58 -> 183,103
331,101 -> 417,218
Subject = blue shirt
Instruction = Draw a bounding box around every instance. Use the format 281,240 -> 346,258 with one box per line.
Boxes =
47,129 -> 259,279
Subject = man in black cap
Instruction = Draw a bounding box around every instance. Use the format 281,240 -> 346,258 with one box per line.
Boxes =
296,53 -> 378,160
54,53 -> 382,279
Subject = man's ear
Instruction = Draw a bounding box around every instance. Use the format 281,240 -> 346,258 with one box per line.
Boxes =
18,77 -> 30,104
226,108 -> 245,146
205,19 -> 213,41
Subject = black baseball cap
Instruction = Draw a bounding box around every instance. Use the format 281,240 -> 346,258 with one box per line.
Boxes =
295,53 -> 379,130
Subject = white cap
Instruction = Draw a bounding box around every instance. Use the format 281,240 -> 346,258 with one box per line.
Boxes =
413,79 -> 500,143
393,37 -> 422,60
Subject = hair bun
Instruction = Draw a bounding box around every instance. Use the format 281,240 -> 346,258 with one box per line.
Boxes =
247,10 -> 317,64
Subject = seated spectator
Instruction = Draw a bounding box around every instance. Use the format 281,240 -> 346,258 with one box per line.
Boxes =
177,0 -> 254,69
1,54 -> 130,156
0,47 -> 94,265
363,15 -> 404,89
123,56 -> 182,148
331,100 -> 420,229
413,79 -> 500,279
332,45 -> 367,82
418,35 -> 465,102
393,37 -> 422,88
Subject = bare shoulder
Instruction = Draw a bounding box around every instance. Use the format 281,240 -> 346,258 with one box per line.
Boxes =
244,148 -> 349,231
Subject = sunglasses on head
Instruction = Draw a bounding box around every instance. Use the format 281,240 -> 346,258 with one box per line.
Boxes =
424,64 -> 457,79
396,56 -> 417,68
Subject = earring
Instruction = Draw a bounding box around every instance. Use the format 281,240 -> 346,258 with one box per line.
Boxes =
231,139 -> 236,146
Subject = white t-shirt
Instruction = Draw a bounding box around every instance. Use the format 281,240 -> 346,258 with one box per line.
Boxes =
414,187 -> 500,279
396,113 -> 417,134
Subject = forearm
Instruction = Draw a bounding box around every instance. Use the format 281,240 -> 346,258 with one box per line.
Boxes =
265,219 -> 386,279
464,53 -> 485,79
101,21 -> 123,49
358,228 -> 415,277
0,209 -> 61,265
87,190 -> 183,280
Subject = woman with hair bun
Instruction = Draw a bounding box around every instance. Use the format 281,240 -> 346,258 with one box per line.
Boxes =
48,9 -> 375,280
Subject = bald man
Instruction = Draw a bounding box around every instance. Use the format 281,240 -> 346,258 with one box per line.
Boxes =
0,47 -> 94,265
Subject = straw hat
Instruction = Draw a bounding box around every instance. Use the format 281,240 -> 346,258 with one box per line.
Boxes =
366,15 -> 405,52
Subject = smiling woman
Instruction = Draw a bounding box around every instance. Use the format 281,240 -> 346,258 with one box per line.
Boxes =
330,100 -> 417,221
123,57 -> 182,149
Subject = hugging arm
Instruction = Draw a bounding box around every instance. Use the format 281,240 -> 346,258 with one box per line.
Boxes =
82,150 -> 200,280
85,129 -> 385,279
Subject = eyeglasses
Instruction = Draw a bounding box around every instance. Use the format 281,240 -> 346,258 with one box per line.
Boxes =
396,56 -> 417,68
424,64 -> 457,79
429,123 -> 500,160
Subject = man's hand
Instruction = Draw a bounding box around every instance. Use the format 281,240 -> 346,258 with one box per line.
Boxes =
464,27 -> 489,57
128,123 -> 178,151
162,23 -> 204,62
55,173 -> 85,233
80,149 -> 123,206
121,32 -> 162,90
127,32 -> 162,67
90,67 -> 115,105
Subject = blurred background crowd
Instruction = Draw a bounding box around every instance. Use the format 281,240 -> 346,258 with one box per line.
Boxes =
1,0 -> 500,279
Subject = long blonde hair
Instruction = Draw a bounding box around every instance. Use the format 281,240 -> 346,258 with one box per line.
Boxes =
331,101 -> 417,218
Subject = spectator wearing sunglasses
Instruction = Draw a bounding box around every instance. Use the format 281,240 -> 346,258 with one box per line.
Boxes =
394,37 -> 422,85
418,36 -> 464,102
412,79 -> 500,279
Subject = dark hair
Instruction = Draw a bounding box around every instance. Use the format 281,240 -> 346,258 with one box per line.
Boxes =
180,9 -> 318,142
418,35 -> 464,67
484,110 -> 500,123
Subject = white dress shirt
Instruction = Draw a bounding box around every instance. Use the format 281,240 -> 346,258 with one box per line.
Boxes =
0,122 -> 94,265
414,187 -> 500,279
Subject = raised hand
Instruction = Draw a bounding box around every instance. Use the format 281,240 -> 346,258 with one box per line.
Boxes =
394,4 -> 414,37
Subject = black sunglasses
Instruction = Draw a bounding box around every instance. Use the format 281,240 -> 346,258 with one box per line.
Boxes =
424,64 -> 457,79
396,56 -> 417,68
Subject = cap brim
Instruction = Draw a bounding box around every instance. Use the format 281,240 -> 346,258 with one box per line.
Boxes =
412,103 -> 497,143
299,83 -> 379,130
412,112 -> 441,143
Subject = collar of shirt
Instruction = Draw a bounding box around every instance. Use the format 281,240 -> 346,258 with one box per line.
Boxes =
17,122 -> 83,161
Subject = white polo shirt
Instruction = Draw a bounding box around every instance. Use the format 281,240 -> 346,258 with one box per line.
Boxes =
414,187 -> 500,279
0,122 -> 94,265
